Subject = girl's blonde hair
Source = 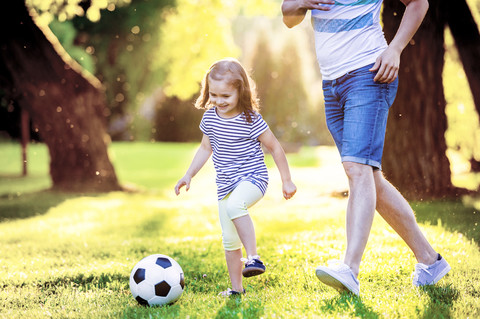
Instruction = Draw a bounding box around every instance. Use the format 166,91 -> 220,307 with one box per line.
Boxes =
195,58 -> 260,123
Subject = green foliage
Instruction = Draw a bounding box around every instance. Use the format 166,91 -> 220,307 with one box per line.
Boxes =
26,0 -> 132,23
155,0 -> 239,100
156,0 -> 278,100
48,19 -> 95,73
243,18 -> 331,145
250,34 -> 313,144
0,142 -> 479,318
45,0 -> 279,141
71,0 -> 176,140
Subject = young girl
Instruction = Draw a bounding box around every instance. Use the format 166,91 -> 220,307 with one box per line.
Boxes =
174,58 -> 297,296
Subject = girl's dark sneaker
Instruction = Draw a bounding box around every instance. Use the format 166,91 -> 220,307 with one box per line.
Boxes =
219,288 -> 245,297
241,255 -> 266,277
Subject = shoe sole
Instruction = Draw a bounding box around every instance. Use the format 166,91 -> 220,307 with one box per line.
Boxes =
242,267 -> 265,277
432,264 -> 451,284
316,268 -> 359,296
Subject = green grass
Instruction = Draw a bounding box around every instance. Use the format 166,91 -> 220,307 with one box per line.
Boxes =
0,142 -> 479,318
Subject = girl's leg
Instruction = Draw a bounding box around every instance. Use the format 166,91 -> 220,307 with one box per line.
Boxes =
218,199 -> 244,292
232,215 -> 257,257
224,249 -> 244,292
226,181 -> 263,258
218,181 -> 262,291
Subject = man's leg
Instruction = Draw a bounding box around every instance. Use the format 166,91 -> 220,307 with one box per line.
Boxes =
342,162 -> 377,277
315,161 -> 371,296
373,171 -> 438,265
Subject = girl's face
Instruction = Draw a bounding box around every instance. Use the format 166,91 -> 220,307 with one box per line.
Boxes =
208,78 -> 240,119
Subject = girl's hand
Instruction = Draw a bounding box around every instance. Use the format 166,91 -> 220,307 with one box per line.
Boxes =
174,175 -> 191,195
283,180 -> 297,200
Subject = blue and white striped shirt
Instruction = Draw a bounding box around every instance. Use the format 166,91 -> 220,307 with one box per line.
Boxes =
200,107 -> 269,200
311,0 -> 387,80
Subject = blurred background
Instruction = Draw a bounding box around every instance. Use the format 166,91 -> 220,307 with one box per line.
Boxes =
1,0 -> 329,145
1,0 -> 479,198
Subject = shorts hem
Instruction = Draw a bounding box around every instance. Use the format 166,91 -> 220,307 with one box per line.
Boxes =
231,212 -> 249,220
341,156 -> 382,170
223,244 -> 242,251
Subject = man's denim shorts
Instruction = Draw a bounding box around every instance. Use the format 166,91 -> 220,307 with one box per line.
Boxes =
323,63 -> 399,170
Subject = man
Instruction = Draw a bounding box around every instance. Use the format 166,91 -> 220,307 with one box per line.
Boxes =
281,0 -> 450,296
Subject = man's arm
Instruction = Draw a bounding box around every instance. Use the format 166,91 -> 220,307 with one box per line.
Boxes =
282,0 -> 334,28
370,0 -> 429,83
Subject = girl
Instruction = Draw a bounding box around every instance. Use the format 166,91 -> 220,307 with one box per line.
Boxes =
175,58 -> 297,296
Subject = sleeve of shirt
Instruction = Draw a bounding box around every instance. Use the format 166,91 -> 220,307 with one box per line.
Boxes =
250,113 -> 269,140
199,112 -> 208,135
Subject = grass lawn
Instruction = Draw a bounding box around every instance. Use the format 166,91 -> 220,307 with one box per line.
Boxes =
0,141 -> 479,318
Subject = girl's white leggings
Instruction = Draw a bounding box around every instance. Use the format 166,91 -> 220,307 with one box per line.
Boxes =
218,181 -> 263,251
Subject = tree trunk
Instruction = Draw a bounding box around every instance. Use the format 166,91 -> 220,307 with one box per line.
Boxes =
0,1 -> 121,192
443,0 -> 480,117
21,108 -> 29,176
382,0 -> 459,200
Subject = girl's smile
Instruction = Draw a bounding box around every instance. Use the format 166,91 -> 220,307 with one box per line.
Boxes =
208,78 -> 240,118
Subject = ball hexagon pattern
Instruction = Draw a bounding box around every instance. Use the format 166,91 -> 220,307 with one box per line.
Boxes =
129,254 -> 184,306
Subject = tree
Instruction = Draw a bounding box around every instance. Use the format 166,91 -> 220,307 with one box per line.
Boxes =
248,29 -> 326,148
69,0 -> 277,140
444,0 -> 480,117
0,1 -> 121,192
382,0 -> 480,199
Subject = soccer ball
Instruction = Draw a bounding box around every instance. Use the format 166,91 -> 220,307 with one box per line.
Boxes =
129,254 -> 185,306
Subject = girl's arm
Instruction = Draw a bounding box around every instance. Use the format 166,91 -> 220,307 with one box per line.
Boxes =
174,134 -> 213,195
282,0 -> 334,28
370,0 -> 429,83
258,129 -> 297,200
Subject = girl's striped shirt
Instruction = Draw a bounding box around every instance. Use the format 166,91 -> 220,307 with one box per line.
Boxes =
200,107 -> 269,200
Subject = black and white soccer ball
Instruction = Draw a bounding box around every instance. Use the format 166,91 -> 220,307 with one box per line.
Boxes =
129,254 -> 185,306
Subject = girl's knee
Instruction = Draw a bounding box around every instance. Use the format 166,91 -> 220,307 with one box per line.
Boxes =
226,199 -> 248,220
219,202 -> 243,250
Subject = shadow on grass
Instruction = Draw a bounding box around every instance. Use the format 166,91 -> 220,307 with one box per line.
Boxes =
412,198 -> 480,245
0,190 -> 94,222
320,293 -> 380,318
419,284 -> 460,319
215,296 -> 264,319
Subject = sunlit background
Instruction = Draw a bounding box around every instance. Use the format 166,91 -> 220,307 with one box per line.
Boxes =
1,1 -> 480,318
1,0 -> 479,191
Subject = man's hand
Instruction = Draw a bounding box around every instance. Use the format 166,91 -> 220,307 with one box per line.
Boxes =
369,46 -> 401,83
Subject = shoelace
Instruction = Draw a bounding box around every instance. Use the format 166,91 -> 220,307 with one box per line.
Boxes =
219,288 -> 241,296
413,263 -> 432,283
240,255 -> 260,266
327,259 -> 349,271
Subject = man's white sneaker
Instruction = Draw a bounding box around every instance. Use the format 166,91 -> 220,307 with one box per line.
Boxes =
412,254 -> 451,286
315,260 -> 360,296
